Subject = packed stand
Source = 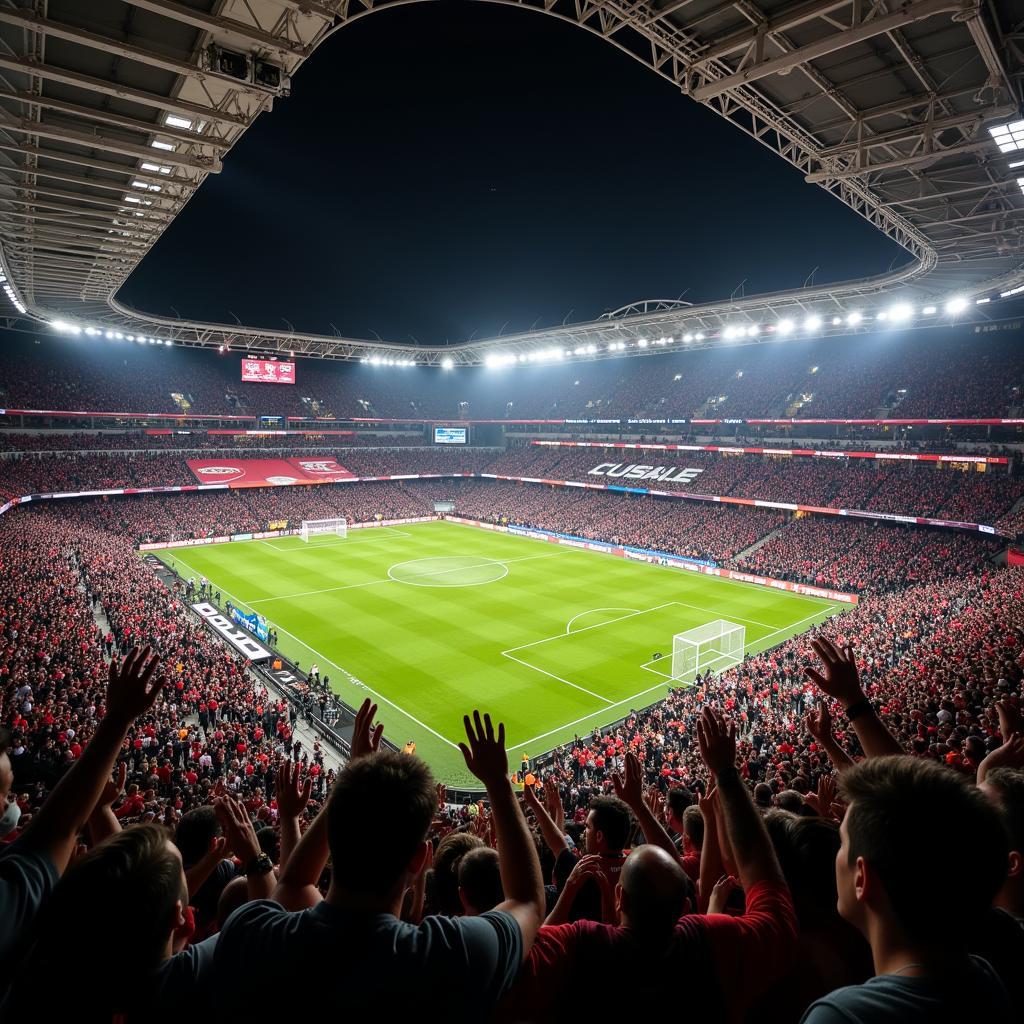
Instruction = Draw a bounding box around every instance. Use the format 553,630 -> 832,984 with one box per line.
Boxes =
2,324 -> 1022,421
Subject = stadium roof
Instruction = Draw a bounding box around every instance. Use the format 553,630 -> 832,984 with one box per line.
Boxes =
0,0 -> 1022,365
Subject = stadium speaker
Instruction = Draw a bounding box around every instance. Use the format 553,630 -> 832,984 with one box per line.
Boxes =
253,58 -> 283,90
212,46 -> 249,81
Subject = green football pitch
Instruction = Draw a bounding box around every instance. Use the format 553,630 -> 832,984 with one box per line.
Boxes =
156,519 -> 842,786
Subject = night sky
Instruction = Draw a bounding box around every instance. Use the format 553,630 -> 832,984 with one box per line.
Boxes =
121,2 -> 906,345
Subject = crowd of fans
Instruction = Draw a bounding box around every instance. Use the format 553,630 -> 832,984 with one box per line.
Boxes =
0,430 -> 425,452
2,323 -> 1021,420
1,485 -> 1022,1020
2,439 -> 1020,531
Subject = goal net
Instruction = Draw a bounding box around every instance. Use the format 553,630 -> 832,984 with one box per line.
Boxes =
299,517 -> 348,543
670,620 -> 745,682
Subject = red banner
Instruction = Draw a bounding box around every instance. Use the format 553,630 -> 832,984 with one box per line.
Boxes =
187,459 -> 309,487
285,457 -> 356,481
186,457 -> 356,486
241,359 -> 295,384
1009,549 -> 1024,566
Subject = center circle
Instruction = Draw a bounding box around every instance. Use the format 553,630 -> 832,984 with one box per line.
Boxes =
387,556 -> 510,588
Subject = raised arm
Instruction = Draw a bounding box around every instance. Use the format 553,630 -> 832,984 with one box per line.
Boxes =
459,712 -> 544,959
697,707 -> 783,889
275,759 -> 312,872
272,698 -> 380,910
696,786 -> 726,913
804,638 -> 903,760
21,647 -> 165,873
215,795 -> 276,901
611,751 -> 678,860
803,702 -> 855,773
522,782 -> 569,859
86,762 -> 126,846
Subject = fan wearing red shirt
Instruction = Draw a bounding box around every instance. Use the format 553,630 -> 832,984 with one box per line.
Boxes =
499,708 -> 797,1023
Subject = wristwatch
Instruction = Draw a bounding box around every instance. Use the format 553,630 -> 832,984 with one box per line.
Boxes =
244,852 -> 274,877
845,697 -> 873,722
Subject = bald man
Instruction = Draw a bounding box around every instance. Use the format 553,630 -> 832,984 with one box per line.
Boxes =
497,708 -> 799,1023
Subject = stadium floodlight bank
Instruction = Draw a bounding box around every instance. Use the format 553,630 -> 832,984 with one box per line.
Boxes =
671,620 -> 745,681
300,517 -> 348,542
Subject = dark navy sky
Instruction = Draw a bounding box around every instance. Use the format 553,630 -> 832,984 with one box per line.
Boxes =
121,2 -> 906,344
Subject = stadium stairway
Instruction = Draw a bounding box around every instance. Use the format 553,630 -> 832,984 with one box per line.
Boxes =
732,520 -> 792,560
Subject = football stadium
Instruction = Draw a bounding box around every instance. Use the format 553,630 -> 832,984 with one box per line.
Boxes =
1,1 -> 1024,1021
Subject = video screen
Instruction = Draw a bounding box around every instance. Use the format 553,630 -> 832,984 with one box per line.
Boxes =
241,359 -> 295,384
433,426 -> 468,445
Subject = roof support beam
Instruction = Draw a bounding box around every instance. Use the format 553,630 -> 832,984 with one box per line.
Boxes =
0,55 -> 248,128
807,138 -> 999,181
0,88 -> 231,151
690,0 -> 852,67
0,9 -> 270,97
116,0 -> 307,58
0,119 -> 219,173
817,106 -> 1015,159
690,0 -> 965,101
0,164 -> 195,197
0,139 -> 199,189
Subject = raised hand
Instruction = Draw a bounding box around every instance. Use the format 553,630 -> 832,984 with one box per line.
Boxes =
436,783 -> 447,810
350,698 -> 384,761
214,795 -> 261,864
543,778 -> 565,832
105,646 -> 166,725
977,732 -> 1024,784
707,874 -> 740,915
458,711 -> 508,789
276,760 -> 312,819
803,702 -> 834,744
611,751 -> 644,809
696,707 -> 737,778
804,638 -> 863,707
804,772 -> 838,819
95,761 -> 127,811
996,700 -> 1023,742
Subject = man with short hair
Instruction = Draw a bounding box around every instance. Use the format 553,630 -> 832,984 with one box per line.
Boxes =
214,702 -> 544,1018
802,756 -> 1012,1023
458,846 -> 504,916
548,794 -> 632,924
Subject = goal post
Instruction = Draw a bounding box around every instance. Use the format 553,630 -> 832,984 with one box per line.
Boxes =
299,517 -> 348,543
670,620 -> 745,682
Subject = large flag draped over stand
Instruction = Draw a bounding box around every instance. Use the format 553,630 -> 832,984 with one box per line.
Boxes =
186,458 -> 355,487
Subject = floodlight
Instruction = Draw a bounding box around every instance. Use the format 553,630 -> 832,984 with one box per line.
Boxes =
253,58 -> 283,90
776,319 -> 794,334
212,46 -> 249,81
921,306 -> 937,315
441,357 -> 454,370
164,114 -> 193,130
944,296 -> 968,315
888,303 -> 913,322
804,316 -> 822,332
846,311 -> 862,326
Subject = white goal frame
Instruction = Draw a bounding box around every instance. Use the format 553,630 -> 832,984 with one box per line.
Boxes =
299,517 -> 348,543
670,620 -> 745,682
